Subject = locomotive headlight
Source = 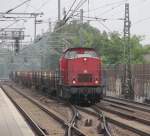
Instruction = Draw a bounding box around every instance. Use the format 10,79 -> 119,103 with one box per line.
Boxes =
72,79 -> 76,84
95,79 -> 99,84
83,69 -> 87,73
84,58 -> 87,61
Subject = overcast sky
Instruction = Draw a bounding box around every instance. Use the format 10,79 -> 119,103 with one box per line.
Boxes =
0,0 -> 150,45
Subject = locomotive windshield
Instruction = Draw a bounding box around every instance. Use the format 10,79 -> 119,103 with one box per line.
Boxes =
65,50 -> 98,59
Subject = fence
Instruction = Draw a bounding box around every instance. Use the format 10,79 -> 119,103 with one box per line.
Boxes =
103,64 -> 150,103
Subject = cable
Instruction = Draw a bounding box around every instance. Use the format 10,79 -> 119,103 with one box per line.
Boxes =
133,16 -> 150,26
6,0 -> 31,13
0,20 -> 21,32
64,0 -> 87,23
12,0 -> 48,34
74,14 -> 124,21
63,0 -> 77,20
20,0 -> 31,29
24,1 -> 37,11
34,0 -> 51,12
98,2 -> 125,17
74,0 -> 87,11
66,0 -> 84,20
84,0 -> 126,13
97,21 -> 112,32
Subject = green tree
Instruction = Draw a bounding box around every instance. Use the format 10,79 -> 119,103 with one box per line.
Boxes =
53,22 -> 146,64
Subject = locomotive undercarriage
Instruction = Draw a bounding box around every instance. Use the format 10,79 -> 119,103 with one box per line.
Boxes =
58,86 -> 103,104
14,77 -> 102,105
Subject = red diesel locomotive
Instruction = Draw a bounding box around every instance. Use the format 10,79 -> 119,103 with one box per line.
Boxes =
59,47 -> 102,103
11,47 -> 103,104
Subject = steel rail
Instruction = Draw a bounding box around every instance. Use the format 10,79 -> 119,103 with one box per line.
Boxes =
103,96 -> 150,113
5,85 -> 87,136
95,104 -> 150,136
106,96 -> 150,106
67,105 -> 78,136
1,85 -> 46,136
97,103 -> 150,126
76,106 -> 112,136
92,106 -> 112,136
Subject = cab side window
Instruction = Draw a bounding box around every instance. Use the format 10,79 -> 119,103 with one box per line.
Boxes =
64,51 -> 77,59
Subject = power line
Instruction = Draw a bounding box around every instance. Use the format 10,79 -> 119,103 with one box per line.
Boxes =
84,0 -> 126,13
74,14 -> 124,21
63,0 -> 87,23
0,20 -> 21,32
22,1 -> 30,29
75,0 -> 87,10
98,2 -> 125,17
24,1 -> 37,11
0,12 -> 43,40
6,0 -> 31,13
133,16 -> 150,26
74,14 -> 113,32
97,21 -> 112,32
35,0 -> 51,12
63,0 -> 77,20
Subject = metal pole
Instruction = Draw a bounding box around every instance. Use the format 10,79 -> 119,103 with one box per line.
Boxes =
122,3 -> 134,99
88,0 -> 89,23
49,20 -> 52,32
80,9 -> 83,24
58,0 -> 61,21
34,16 -> 37,40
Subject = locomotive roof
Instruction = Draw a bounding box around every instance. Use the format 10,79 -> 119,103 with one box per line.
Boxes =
64,47 -> 95,53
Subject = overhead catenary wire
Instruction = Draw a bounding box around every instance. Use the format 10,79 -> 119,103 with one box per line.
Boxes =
74,14 -> 124,21
0,20 -> 21,32
98,2 -> 125,17
23,1 -> 37,11
64,0 -> 87,23
56,0 -> 124,33
63,0 -> 77,20
0,0 -> 49,26
5,0 -> 31,13
97,21 -> 112,32
0,0 -> 129,43
84,0 -> 126,13
33,0 -> 51,12
54,0 -> 87,32
21,0 -> 31,30
0,0 -> 48,35
69,14 -> 113,32
18,0 -> 51,25
74,0 -> 87,13
133,16 -> 150,26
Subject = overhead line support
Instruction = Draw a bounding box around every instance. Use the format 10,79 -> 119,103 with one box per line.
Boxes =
122,3 -> 134,99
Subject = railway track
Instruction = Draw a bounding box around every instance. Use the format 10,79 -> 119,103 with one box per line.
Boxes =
0,85 -> 47,136
1,84 -> 86,136
11,82 -> 110,136
95,102 -> 150,136
91,106 -> 112,136
101,96 -> 150,126
76,106 -> 112,136
103,96 -> 150,113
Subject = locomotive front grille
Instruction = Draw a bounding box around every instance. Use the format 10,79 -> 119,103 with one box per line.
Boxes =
78,74 -> 92,82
